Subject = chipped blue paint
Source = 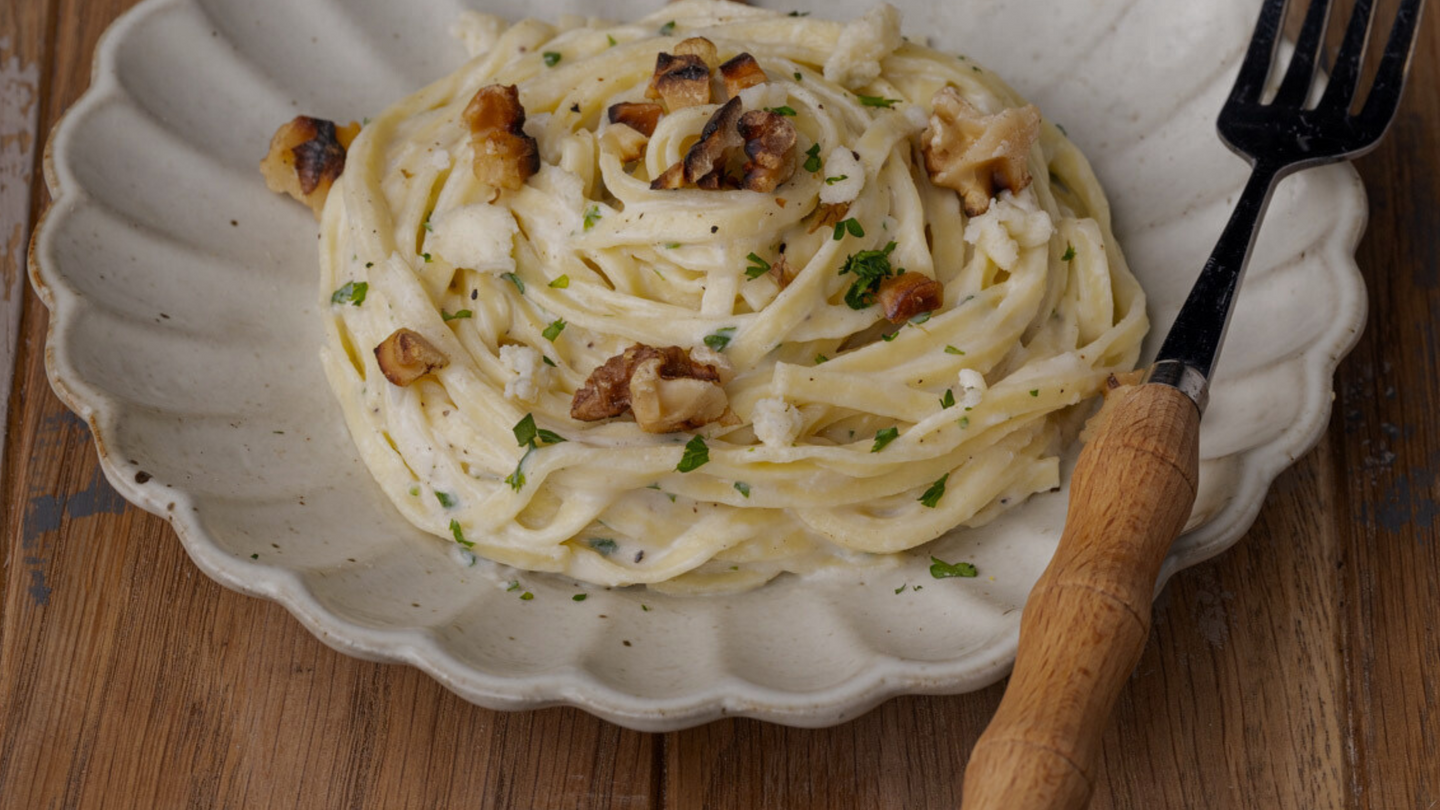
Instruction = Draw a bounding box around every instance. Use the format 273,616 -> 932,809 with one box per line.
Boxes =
23,464 -> 128,545
1366,468 -> 1440,539
27,567 -> 50,606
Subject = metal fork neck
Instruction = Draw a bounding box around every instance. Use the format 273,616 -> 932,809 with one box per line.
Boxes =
1150,162 -> 1283,413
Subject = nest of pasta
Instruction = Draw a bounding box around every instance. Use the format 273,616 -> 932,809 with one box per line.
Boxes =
307,0 -> 1147,593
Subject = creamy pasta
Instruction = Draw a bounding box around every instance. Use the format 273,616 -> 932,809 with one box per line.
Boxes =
313,0 -> 1147,593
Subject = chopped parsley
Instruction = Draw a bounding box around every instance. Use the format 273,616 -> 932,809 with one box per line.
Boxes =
704,326 -> 736,351
607,34 -> 617,47
857,94 -> 900,108
838,241 -> 898,309
945,345 -> 965,355
641,604 -> 651,611
788,10 -> 811,16
251,553 -> 259,560
871,427 -> 899,452
549,275 -> 570,289
881,331 -> 899,342
583,206 -> 603,231
833,218 -> 865,241
659,20 -> 676,35
734,481 -> 751,498
507,581 -> 521,592
940,389 -> 956,409
542,319 -> 566,341
1061,243 -> 1076,262
958,416 -> 970,428
930,555 -> 978,579
504,449 -> 530,491
543,51 -> 562,67
765,105 -> 797,117
513,413 -> 566,448
1030,389 -> 1040,397
541,356 -> 557,367
435,491 -> 458,508
501,272 -> 525,293
663,242 -> 682,249
677,435 -> 709,473
450,519 -> 474,548
1056,123 -> 1069,136
408,485 -> 420,497
895,583 -> 906,594
422,219 -> 434,232
589,538 -> 618,556
918,473 -> 949,508
745,253 -> 771,280
803,143 -> 822,173
422,252 -> 433,263
572,593 -> 588,602
330,281 -> 368,306
442,309 -> 472,321
814,353 -> 829,365
794,71 -> 803,81
825,175 -> 849,185
520,591 -> 534,601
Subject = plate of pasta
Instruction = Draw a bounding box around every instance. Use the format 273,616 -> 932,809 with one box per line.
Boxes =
32,0 -> 1367,729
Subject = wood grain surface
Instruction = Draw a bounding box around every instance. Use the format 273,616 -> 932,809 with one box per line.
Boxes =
2,1 -> 1437,808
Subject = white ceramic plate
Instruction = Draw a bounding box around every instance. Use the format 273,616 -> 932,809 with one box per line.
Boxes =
32,0 -> 1366,730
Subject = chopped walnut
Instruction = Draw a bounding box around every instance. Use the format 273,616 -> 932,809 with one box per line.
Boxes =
768,254 -> 797,288
463,84 -> 540,192
571,345 -> 725,432
607,101 -> 664,137
374,328 -> 449,387
672,36 -> 718,69
808,201 -> 851,234
737,110 -> 796,192
646,52 -> 711,111
650,162 -> 686,190
260,116 -> 361,219
876,273 -> 944,323
921,87 -> 1041,217
603,123 -> 650,163
682,97 -> 745,185
718,53 -> 767,99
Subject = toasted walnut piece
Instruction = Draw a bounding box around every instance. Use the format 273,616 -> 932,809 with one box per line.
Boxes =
650,162 -> 687,190
672,36 -> 718,68
718,53 -> 767,99
260,116 -> 361,219
571,344 -> 722,423
374,328 -> 450,387
607,101 -> 664,137
603,123 -> 651,163
876,273 -> 944,323
808,201 -> 851,234
646,52 -> 712,111
629,358 -> 730,433
922,87 -> 1041,217
682,97 -> 744,184
768,254 -> 797,288
463,84 -> 540,191
737,110 -> 797,192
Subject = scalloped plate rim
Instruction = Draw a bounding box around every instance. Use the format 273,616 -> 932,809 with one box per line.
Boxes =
29,0 -> 1370,731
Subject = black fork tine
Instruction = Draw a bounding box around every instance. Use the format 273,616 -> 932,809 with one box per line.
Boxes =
1228,0 -> 1290,105
1356,0 -> 1428,136
1272,0 -> 1334,106
1318,0 -> 1377,110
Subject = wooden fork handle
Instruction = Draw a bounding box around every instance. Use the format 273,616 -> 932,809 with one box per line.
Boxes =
962,383 -> 1201,809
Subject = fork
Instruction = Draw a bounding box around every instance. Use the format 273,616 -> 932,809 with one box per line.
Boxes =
960,1 -> 1427,808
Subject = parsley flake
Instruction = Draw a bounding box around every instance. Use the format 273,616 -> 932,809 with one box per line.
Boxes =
677,435 -> 709,473
945,345 -> 965,355
507,581 -> 521,592
422,252 -> 433,263
857,94 -> 900,108
541,356 -> 557,367
513,413 -> 539,447
505,446 -> 533,491
589,538 -> 618,556
549,275 -> 570,289
572,593 -> 588,602
794,71 -> 803,81
919,473 -> 949,508
833,218 -> 865,241
520,591 -> 534,601
583,206 -> 602,231
871,427 -> 899,452
958,416 -> 970,428
435,491 -> 458,508
442,309 -> 472,322
787,10 -> 810,16
765,105 -> 797,117
1030,389 -> 1040,397
881,332 -> 898,342
814,353 -> 829,365
450,519 -> 474,548
422,219 -> 434,232
542,319 -> 566,341
734,481 -> 751,498
543,51 -> 562,67
930,555 -> 978,579
659,20 -> 676,35
704,326 -> 736,351
607,34 -> 617,47
1061,243 -> 1076,262
838,241 -> 898,309
940,389 -> 956,409
894,584 -> 906,594
501,272 -> 525,293
330,281 -> 368,306
745,253 -> 771,280
803,143 -> 822,173
825,175 -> 849,185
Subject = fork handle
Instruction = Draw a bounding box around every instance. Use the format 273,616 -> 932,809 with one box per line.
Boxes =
962,382 -> 1200,810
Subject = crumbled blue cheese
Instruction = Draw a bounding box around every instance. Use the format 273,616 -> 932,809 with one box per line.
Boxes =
431,203 -> 519,274
824,4 -> 903,89
738,82 -> 790,113
962,191 -> 1053,271
752,397 -> 804,447
955,368 -> 987,410
819,147 -> 865,205
500,344 -> 548,402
